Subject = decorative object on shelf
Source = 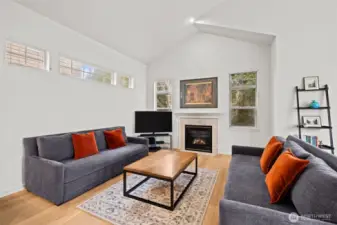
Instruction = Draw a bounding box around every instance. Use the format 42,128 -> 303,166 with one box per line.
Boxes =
295,84 -> 334,154
309,100 -> 320,109
180,77 -> 218,108
303,76 -> 320,90
301,135 -> 319,147
302,116 -> 322,128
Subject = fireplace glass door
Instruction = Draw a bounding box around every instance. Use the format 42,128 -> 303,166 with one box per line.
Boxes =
185,125 -> 212,153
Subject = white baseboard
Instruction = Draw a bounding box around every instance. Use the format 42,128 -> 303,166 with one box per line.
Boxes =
0,186 -> 24,198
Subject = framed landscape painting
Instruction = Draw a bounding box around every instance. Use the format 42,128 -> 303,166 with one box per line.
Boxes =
180,77 -> 218,108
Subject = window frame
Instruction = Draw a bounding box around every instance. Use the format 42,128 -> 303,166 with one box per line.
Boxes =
229,71 -> 258,128
154,80 -> 172,111
59,56 -> 117,86
5,41 -> 50,71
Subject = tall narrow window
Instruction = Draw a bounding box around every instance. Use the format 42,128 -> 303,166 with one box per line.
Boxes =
230,72 -> 257,127
5,41 -> 50,71
154,80 -> 172,111
59,57 -> 116,85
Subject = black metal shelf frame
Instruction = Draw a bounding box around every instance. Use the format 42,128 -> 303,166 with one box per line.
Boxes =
295,84 -> 334,154
297,107 -> 330,110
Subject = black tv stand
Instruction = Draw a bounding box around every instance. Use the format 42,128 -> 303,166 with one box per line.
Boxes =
139,133 -> 170,137
138,133 -> 172,151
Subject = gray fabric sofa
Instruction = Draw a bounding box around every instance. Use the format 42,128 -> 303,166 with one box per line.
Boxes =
220,135 -> 337,225
23,126 -> 148,205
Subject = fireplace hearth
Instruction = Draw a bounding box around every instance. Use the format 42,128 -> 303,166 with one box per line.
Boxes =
185,125 -> 212,153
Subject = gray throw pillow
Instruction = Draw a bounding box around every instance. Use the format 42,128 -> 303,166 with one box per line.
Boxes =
291,155 -> 337,223
94,130 -> 107,151
284,140 -> 311,159
275,136 -> 286,143
37,133 -> 74,161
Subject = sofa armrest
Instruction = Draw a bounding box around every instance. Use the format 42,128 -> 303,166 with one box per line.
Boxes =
24,156 -> 64,205
219,199 -> 332,225
127,136 -> 149,146
232,145 -> 264,156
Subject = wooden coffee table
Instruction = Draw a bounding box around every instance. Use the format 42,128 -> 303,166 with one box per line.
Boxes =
123,150 -> 198,211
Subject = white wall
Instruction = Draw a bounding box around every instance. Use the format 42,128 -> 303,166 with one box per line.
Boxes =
0,1 -> 147,197
147,33 -> 271,154
202,0 -> 337,145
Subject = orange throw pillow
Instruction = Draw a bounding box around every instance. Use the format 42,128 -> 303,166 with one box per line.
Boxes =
265,150 -> 309,203
72,132 -> 99,159
104,129 -> 126,149
260,137 -> 283,174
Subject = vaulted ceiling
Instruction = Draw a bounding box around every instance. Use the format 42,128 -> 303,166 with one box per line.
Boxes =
16,0 -> 225,64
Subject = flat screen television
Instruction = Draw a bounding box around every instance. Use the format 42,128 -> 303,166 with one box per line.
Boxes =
135,111 -> 172,134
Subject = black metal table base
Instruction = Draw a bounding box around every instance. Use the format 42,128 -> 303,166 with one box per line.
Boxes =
123,157 -> 198,211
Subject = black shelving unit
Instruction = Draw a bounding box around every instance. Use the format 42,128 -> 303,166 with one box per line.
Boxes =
295,84 -> 334,154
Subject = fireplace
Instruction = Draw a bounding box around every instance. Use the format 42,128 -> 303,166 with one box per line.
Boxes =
185,125 -> 212,153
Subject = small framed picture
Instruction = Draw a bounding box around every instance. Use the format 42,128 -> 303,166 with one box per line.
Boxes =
303,76 -> 320,90
302,116 -> 322,127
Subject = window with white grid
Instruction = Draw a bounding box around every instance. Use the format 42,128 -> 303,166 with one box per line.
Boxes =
154,80 -> 172,111
230,72 -> 257,127
5,41 -> 50,71
59,57 -> 116,85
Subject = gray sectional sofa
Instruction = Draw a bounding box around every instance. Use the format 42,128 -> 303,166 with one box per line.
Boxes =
23,126 -> 148,205
220,135 -> 337,225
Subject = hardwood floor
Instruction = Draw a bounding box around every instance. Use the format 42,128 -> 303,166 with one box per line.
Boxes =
0,154 -> 231,225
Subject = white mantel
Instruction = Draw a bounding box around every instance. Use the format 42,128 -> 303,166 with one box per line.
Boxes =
174,110 -> 225,116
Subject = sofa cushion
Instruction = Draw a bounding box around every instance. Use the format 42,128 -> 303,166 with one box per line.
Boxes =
284,140 -> 311,159
37,133 -> 74,161
225,154 -> 297,213
265,150 -> 309,203
105,127 -> 128,143
104,129 -> 126,149
62,143 -> 147,183
94,130 -> 107,151
260,137 -> 284,174
109,143 -> 147,158
275,136 -> 286,143
63,149 -> 148,203
287,135 -> 337,171
72,132 -> 99,160
291,155 -> 337,223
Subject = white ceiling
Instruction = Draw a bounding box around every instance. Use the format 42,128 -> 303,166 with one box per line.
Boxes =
16,0 -> 225,64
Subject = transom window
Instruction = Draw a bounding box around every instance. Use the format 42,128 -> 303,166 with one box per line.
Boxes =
59,57 -> 116,85
154,80 -> 172,111
120,76 -> 134,89
230,72 -> 257,127
5,41 -> 50,71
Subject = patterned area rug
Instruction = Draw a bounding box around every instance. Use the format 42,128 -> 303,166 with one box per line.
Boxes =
78,168 -> 218,225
